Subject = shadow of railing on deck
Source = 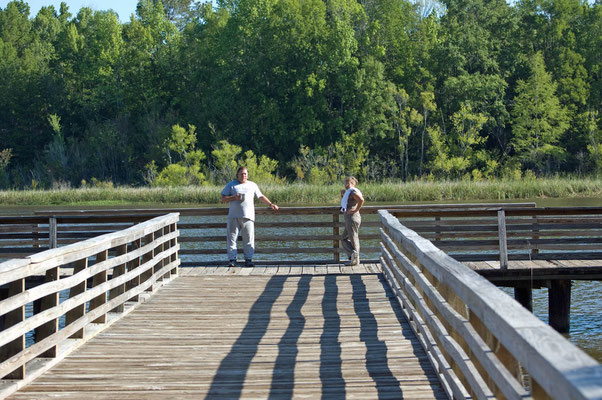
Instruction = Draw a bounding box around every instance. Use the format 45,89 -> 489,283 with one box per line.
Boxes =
269,275 -> 312,398
350,274 -> 403,399
205,276 -> 286,399
206,272 -> 442,400
320,274 -> 345,398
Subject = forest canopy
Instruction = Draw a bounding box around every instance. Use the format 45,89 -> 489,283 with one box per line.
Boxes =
0,0 -> 600,188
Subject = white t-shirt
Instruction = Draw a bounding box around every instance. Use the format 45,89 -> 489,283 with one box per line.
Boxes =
221,180 -> 263,221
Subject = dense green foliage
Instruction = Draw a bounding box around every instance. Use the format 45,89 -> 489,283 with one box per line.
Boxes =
1,177 -> 601,205
0,0 -> 600,188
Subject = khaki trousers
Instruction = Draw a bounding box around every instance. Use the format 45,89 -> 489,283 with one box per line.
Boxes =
341,212 -> 361,258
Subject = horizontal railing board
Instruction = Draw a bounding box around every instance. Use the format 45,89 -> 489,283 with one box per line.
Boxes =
179,246 -> 380,255
0,228 -> 47,235
0,217 -> 49,224
406,223 -> 602,234
56,224 -> 133,232
418,230 -> 602,240
179,233 -> 381,242
33,202 -> 536,217
180,258 -> 380,266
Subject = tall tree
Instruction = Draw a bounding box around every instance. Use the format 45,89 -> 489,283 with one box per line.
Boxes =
511,52 -> 568,174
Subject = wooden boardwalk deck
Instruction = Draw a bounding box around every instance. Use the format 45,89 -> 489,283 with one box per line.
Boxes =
466,259 -> 602,281
8,264 -> 447,399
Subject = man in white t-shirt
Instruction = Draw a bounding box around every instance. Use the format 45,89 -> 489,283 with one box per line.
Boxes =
221,166 -> 279,267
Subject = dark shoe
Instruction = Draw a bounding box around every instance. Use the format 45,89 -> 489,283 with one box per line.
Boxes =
228,260 -> 236,268
245,259 -> 255,268
347,252 -> 360,266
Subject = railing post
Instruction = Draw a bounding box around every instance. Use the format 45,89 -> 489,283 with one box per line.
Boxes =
49,217 -> 57,249
89,250 -> 108,324
153,228 -> 164,281
141,232 -> 155,292
36,266 -> 59,357
127,238 -> 142,302
333,212 -> 340,263
531,214 -> 539,258
66,258 -> 88,338
161,226 -> 170,280
497,210 -> 508,270
0,278 -> 25,379
170,223 -> 178,276
109,244 -> 128,313
435,216 -> 441,243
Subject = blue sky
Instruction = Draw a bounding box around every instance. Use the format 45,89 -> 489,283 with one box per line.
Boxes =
0,1 -> 139,22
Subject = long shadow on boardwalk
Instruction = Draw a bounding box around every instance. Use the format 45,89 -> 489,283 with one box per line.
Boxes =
205,273 -> 421,399
350,274 -> 403,399
320,274 -> 346,398
268,275 -> 312,398
205,275 -> 287,399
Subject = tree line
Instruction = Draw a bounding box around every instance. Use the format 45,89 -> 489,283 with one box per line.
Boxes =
0,0 -> 600,188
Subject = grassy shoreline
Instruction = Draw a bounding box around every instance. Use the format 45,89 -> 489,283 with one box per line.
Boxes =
1,177 -> 601,206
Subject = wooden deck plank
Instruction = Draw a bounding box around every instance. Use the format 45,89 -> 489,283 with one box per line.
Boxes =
314,265 -> 327,275
275,265 -> 290,275
327,265 -> 341,274
8,272 -> 446,400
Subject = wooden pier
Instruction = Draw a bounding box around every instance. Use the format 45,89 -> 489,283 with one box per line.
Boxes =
1,205 -> 601,399
7,265 -> 447,399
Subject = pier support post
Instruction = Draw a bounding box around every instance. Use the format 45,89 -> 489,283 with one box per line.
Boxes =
514,287 -> 532,312
549,279 -> 571,333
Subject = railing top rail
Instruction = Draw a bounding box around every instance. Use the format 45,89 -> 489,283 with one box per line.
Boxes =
378,209 -> 602,400
0,213 -> 179,285
385,205 -> 602,218
30,202 -> 537,217
0,216 -> 52,224
504,206 -> 602,216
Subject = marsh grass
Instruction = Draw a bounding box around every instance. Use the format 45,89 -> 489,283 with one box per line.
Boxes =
0,177 -> 601,206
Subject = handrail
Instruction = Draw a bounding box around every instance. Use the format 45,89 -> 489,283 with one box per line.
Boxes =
0,213 -> 180,399
378,210 -> 602,399
19,203 -> 534,265
32,202 -> 537,216
6,203 -> 602,268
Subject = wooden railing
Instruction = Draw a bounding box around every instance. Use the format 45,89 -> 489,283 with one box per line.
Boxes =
0,203 -> 534,265
379,210 -> 602,400
0,213 -> 179,398
390,206 -> 602,269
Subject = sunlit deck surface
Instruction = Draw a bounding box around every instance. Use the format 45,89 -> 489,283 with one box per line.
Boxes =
8,264 -> 446,399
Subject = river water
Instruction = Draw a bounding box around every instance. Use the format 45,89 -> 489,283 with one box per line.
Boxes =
2,197 -> 600,362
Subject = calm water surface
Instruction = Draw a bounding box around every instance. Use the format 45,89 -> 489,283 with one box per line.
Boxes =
3,197 -> 601,362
